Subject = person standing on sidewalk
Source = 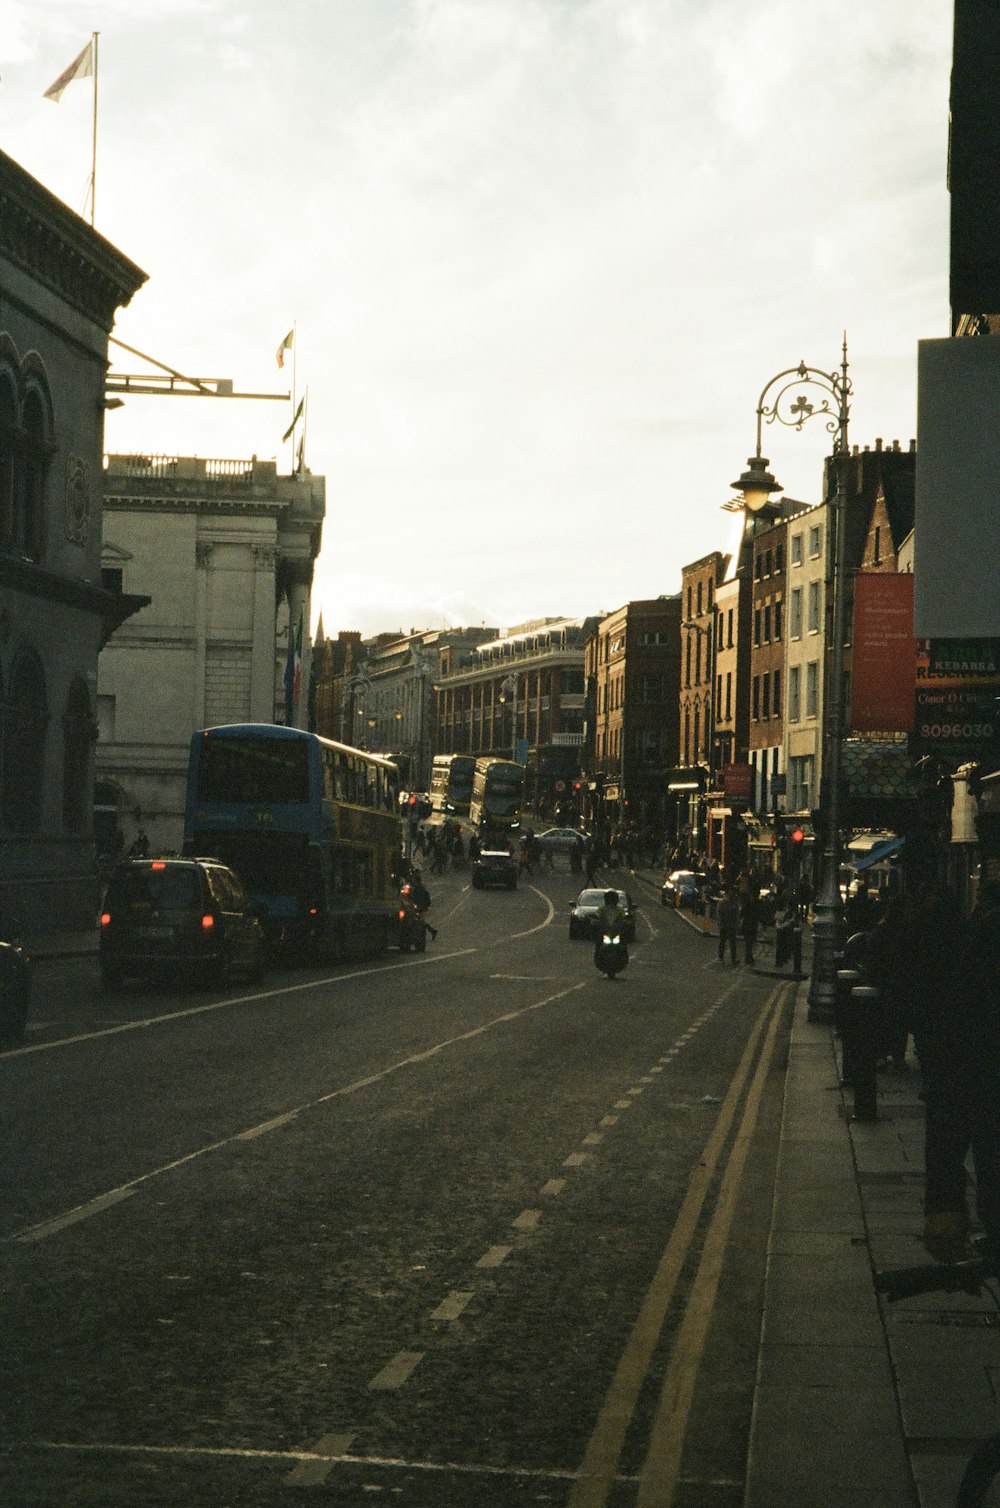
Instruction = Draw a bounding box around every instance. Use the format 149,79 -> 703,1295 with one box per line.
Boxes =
717,888 -> 740,965
740,883 -> 761,966
923,881 -> 1000,1264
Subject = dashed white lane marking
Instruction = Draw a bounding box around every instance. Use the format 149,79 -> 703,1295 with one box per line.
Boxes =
236,1112 -> 298,1141
582,1133 -> 603,1146
540,1178 -> 566,1196
369,1350 -> 424,1390
648,1067 -> 663,1075
626,1087 -> 644,1095
512,1209 -> 541,1231
429,1290 -> 474,1321
599,1115 -> 618,1127
476,1244 -> 513,1269
9,980 -> 586,1244
1,949 -> 479,1060
563,1152 -> 588,1167
614,1099 -> 632,1110
286,1431 -> 356,1486
15,1188 -> 136,1243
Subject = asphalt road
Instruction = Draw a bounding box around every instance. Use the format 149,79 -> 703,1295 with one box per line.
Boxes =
0,863 -> 793,1507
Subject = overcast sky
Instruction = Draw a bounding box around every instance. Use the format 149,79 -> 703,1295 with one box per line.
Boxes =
2,0 -> 952,637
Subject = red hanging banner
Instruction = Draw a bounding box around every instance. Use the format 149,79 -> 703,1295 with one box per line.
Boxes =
850,573 -> 917,733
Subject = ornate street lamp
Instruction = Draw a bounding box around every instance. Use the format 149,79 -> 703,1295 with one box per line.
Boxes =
733,340 -> 852,1022
499,673 -> 518,762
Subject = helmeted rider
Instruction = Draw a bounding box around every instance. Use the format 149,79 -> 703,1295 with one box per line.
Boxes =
595,889 -> 628,971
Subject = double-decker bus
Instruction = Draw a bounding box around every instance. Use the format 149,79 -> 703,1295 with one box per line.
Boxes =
469,757 -> 524,840
429,753 -> 477,817
183,723 -> 401,958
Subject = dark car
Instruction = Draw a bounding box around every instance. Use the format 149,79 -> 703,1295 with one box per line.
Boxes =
99,857 -> 267,990
660,869 -> 705,909
471,849 -> 519,890
0,940 -> 32,1045
569,887 -> 636,942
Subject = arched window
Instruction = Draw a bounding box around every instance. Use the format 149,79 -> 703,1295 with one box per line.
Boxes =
2,649 -> 48,833
63,678 -> 95,832
17,389 -> 49,562
0,376 -> 16,550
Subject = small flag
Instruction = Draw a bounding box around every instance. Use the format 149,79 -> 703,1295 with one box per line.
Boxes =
44,40 -> 94,102
282,395 -> 304,443
276,329 -> 294,368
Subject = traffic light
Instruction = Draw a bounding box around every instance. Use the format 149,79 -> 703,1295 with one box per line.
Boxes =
786,825 -> 805,868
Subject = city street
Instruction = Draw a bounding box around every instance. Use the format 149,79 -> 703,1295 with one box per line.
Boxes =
1,865 -> 793,1508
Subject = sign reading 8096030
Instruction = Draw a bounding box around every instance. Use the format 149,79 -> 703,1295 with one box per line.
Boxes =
914,685 -> 1000,756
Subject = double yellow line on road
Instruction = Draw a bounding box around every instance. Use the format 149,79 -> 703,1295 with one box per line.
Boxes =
569,982 -> 790,1508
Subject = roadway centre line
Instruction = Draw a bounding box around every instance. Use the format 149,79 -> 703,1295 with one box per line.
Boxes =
9,980 -> 586,1244
0,949 -> 479,1060
567,985 -> 784,1508
509,886 -> 556,938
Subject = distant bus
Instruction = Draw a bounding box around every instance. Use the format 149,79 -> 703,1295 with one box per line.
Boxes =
469,757 -> 524,838
183,723 -> 401,958
430,753 -> 477,817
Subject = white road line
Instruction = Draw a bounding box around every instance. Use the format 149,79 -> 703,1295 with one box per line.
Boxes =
540,1178 -> 566,1196
582,1133 -> 603,1147
236,1112 -> 298,1141
8,981 -> 587,1245
369,1350 -> 424,1390
285,1431 -> 356,1486
614,1099 -> 632,1109
563,1152 -> 588,1168
476,1244 -> 513,1269
15,1188 -> 136,1244
599,1115 -> 618,1127
428,1290 -> 474,1321
509,887 -> 556,938
512,1209 -> 541,1231
1,949 -> 479,1060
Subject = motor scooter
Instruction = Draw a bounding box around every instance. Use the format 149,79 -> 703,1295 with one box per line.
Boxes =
594,931 -> 628,980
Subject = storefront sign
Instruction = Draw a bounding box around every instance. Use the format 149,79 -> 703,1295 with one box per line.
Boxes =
851,573 -> 916,732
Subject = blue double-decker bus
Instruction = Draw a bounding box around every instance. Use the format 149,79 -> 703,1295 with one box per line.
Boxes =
183,723 -> 401,958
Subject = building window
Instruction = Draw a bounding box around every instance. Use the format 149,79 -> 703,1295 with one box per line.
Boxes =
727,609 -> 733,647
873,525 -> 882,564
807,580 -> 821,633
753,608 -> 761,646
791,532 -> 803,565
752,675 -> 760,720
696,581 -> 703,615
716,673 -> 722,720
806,660 -> 819,718
2,648 -> 48,833
773,673 -> 781,718
765,549 -> 773,576
763,604 -> 772,643
790,587 -> 802,638
762,672 -> 771,719
775,542 -> 784,572
808,523 -> 822,558
725,671 -> 732,720
788,665 -> 801,721
774,600 -> 782,639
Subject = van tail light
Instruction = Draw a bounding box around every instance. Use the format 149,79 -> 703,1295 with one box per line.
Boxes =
100,912 -> 112,927
201,914 -> 215,930
398,909 -> 406,920
308,906 -> 318,916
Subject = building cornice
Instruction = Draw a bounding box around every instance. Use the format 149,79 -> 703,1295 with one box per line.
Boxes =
0,148 -> 147,328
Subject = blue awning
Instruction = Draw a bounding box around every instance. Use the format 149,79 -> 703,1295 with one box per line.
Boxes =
854,836 -> 905,871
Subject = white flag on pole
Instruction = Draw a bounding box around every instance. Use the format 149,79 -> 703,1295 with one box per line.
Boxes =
44,40 -> 94,102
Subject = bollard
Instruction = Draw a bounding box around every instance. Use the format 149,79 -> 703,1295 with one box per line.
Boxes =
836,969 -> 862,1084
849,984 -> 880,1122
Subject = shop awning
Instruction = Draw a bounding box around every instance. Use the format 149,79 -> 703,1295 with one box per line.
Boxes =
854,835 -> 905,871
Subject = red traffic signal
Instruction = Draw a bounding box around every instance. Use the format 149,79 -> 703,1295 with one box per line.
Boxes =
790,827 -> 805,844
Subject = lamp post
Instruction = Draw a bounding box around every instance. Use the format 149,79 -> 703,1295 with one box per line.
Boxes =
681,618 -> 715,851
499,673 -> 518,762
732,339 -> 852,1023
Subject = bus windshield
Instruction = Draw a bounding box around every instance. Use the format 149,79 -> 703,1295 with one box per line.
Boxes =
484,772 -> 522,816
196,735 -> 310,805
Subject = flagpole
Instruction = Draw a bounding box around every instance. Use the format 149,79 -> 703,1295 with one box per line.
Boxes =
291,320 -> 298,468
90,32 -> 99,227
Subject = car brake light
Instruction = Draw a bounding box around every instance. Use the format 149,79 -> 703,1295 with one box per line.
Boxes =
398,908 -> 406,920
201,914 -> 215,929
100,912 -> 111,927
309,906 -> 318,916
151,861 -> 166,870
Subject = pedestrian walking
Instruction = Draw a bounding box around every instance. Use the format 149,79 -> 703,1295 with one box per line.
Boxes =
740,883 -> 761,966
717,888 -> 740,964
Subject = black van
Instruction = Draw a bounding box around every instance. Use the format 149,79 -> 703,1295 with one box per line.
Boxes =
99,857 -> 267,990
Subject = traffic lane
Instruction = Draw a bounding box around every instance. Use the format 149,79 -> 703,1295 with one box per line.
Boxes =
0,880 -> 682,1242
1,930 -> 776,1484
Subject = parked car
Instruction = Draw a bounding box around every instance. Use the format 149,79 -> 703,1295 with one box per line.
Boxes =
99,857 -> 267,990
660,870 -> 705,909
569,887 -> 637,941
0,939 -> 32,1045
471,849 -> 519,890
536,827 -> 589,858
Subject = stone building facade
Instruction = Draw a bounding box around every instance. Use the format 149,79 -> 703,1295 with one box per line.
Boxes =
96,455 -> 324,856
0,148 -> 146,930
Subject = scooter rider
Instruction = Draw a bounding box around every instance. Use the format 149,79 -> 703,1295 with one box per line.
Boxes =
594,889 -> 629,977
